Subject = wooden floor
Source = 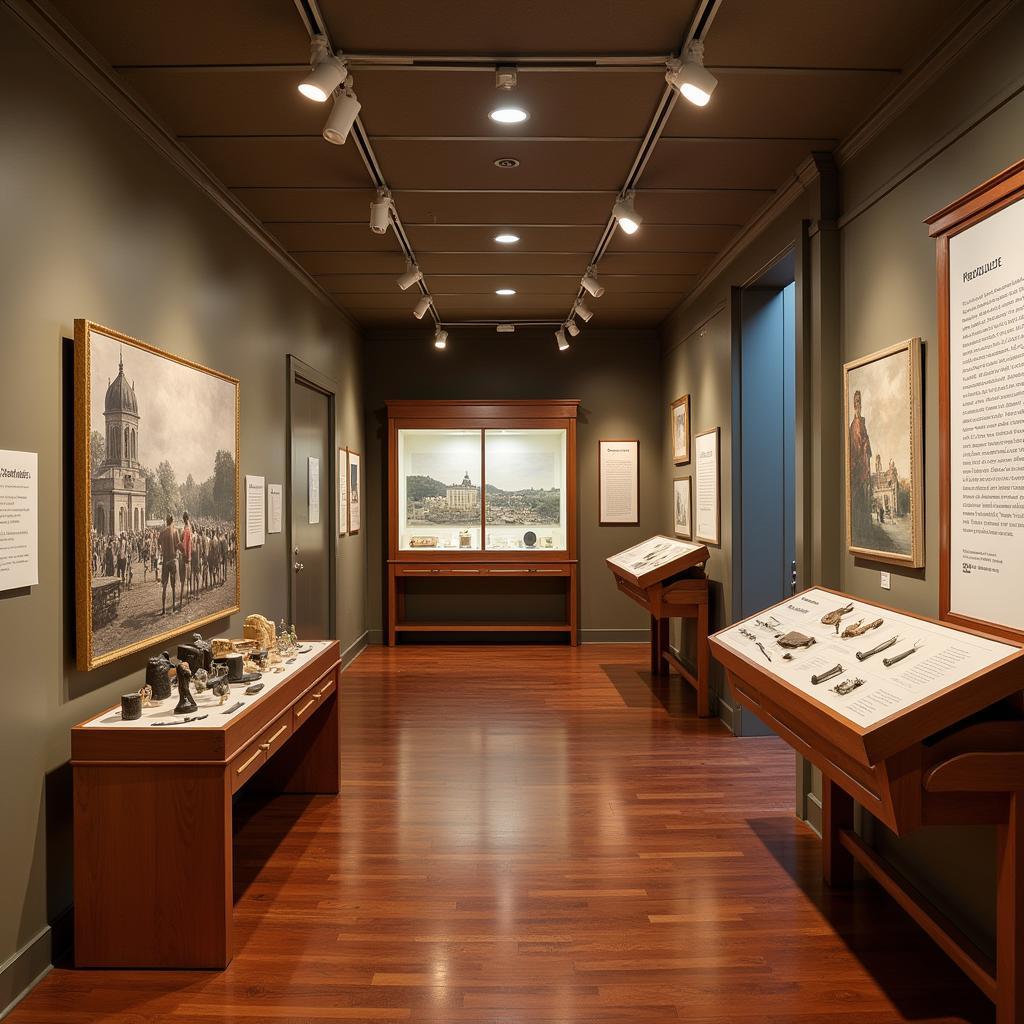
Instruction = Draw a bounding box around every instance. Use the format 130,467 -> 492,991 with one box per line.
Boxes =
13,644 -> 992,1023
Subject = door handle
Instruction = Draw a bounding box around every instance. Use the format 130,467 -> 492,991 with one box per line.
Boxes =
294,561 -> 305,572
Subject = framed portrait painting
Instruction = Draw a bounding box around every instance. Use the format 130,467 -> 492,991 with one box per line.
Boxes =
671,394 -> 690,464
673,477 -> 692,539
843,337 -> 924,567
74,320 -> 240,671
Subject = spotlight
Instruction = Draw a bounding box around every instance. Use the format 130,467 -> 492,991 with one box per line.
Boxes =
574,299 -> 594,323
369,190 -> 391,234
490,107 -> 529,124
581,268 -> 605,298
495,233 -> 520,244
665,42 -> 718,107
496,288 -> 516,296
496,324 -> 516,333
322,79 -> 360,145
396,264 -> 423,291
298,38 -> 346,102
489,65 -> 528,123
566,319 -> 580,338
413,294 -> 432,320
555,327 -> 570,352
433,326 -> 448,350
612,192 -> 642,235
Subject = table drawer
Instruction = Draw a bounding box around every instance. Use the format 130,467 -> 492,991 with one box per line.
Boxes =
394,563 -> 571,577
230,739 -> 266,791
485,566 -> 571,577
258,716 -> 292,761
395,565 -> 485,576
293,674 -> 335,730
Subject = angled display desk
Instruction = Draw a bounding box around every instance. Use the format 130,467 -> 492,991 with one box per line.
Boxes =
607,535 -> 712,716
72,640 -> 340,969
710,588 -> 1024,1023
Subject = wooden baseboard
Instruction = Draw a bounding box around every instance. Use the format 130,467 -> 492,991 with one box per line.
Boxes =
0,907 -> 72,1021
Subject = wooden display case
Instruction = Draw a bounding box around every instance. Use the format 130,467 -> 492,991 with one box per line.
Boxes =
387,400 -> 579,644
710,588 -> 1024,1021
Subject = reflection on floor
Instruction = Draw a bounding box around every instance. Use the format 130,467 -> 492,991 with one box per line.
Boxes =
12,644 -> 991,1023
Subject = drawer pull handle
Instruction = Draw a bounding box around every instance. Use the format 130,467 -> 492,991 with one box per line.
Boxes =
236,750 -> 262,775
295,697 -> 317,719
263,724 -> 288,748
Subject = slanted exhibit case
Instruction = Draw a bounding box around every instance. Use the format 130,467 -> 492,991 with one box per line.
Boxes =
387,400 -> 579,644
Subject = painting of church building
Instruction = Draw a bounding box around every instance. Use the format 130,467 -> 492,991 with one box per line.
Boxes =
446,471 -> 479,511
91,353 -> 147,536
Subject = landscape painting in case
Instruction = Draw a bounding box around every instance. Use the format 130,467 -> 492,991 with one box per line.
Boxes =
843,338 -> 923,567
74,320 -> 240,670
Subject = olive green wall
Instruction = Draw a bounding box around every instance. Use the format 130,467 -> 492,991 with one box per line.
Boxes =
361,328 -> 663,643
0,8 -> 366,1012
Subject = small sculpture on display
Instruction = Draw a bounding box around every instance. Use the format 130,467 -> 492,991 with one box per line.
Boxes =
191,667 -> 210,692
459,530 -> 471,549
138,683 -> 154,708
173,661 -> 198,716
192,633 -> 214,672
177,643 -> 202,676
120,692 -> 142,721
146,652 -> 174,701
243,614 -> 276,652
211,674 -> 231,705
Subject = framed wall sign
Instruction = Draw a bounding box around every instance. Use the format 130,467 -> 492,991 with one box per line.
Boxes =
927,158 -> 1024,643
347,449 -> 361,534
843,338 -> 924,568
670,393 -> 690,464
694,427 -> 720,546
673,477 -> 692,540
338,447 -> 349,536
73,319 -> 240,671
598,439 -> 639,525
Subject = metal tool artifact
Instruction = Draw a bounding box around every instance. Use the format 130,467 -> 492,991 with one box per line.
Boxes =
151,713 -> 209,727
856,635 -> 899,662
842,617 -> 884,639
832,677 -> 866,696
811,664 -> 844,686
222,701 -> 244,715
756,641 -> 772,663
883,641 -> 924,667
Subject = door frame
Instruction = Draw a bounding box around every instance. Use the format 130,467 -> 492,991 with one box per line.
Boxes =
286,354 -> 338,641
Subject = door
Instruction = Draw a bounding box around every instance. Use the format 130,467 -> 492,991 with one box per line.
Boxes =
290,369 -> 333,641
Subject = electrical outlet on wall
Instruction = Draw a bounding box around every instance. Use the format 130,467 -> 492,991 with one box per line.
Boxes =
880,571 -> 891,590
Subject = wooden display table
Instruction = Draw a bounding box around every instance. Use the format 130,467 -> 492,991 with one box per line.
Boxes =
72,641 -> 341,969
710,588 -> 1024,1022
607,536 -> 712,716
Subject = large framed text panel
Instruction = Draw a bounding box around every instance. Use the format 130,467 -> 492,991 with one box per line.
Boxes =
928,159 -> 1024,643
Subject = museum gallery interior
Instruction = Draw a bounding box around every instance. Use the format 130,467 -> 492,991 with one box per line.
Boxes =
5,2 -> 1024,1023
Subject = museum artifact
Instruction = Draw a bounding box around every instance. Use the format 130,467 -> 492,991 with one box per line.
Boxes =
172,662 -> 198,715
151,713 -> 208,726
191,633 -> 214,672
120,693 -> 142,720
459,530 -> 471,548
883,641 -> 924,667
245,681 -> 265,694
216,652 -> 261,684
841,617 -> 883,639
243,614 -> 276,652
409,536 -> 439,548
843,338 -> 924,568
855,635 -> 899,661
821,602 -> 855,629
73,319 -> 240,672
755,615 -> 781,631
831,677 -> 865,696
146,652 -> 173,701
177,643 -> 202,675
755,641 -> 772,662
221,700 -> 243,715
523,530 -> 537,548
211,674 -> 232,704
811,664 -> 844,686
739,627 -> 758,642
670,393 -> 690,464
138,683 -> 154,707
776,631 -> 816,649
540,535 -> 554,548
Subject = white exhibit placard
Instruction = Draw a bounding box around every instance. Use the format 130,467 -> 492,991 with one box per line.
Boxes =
607,535 -> 703,578
714,587 -> 1018,728
948,196 -> 1024,634
267,484 -> 282,535
244,475 -> 265,548
308,456 -> 320,526
347,450 -> 361,534
598,439 -> 639,525
694,427 -> 720,545
0,450 -> 38,590
337,449 -> 349,535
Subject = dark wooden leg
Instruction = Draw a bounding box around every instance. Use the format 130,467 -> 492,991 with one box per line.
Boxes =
387,568 -> 398,646
996,792 -> 1024,1023
74,764 -> 232,968
696,599 -> 711,718
569,568 -> 579,647
822,776 -> 855,888
650,615 -> 661,675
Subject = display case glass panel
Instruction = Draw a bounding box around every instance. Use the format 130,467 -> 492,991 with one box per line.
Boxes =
398,429 -> 482,551
484,428 -> 567,551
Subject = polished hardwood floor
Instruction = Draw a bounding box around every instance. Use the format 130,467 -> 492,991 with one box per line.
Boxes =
13,644 -> 992,1022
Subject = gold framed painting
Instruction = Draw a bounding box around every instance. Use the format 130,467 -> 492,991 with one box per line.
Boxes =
670,393 -> 690,464
843,337 -> 924,568
74,319 -> 241,671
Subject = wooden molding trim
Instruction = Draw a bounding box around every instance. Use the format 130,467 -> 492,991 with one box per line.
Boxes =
3,0 -> 360,332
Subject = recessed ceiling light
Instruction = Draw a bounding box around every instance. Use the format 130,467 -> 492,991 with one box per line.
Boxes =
495,233 -> 520,244
489,106 -> 529,124
496,288 -> 516,296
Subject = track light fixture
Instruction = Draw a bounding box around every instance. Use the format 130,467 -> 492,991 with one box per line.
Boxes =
396,264 -> 423,291
298,36 -> 348,102
413,294 -> 432,320
322,76 -> 360,145
612,192 -> 642,235
666,41 -> 718,107
581,267 -> 605,298
369,189 -> 392,234
566,319 -> 580,338
555,327 -> 570,352
574,299 -> 594,323
496,324 -> 515,333
489,64 -> 529,124
433,326 -> 448,350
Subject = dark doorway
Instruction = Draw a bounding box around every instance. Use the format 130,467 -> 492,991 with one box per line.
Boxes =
288,357 -> 336,642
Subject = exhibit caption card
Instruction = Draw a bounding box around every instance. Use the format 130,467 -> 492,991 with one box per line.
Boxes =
714,587 -> 1018,727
